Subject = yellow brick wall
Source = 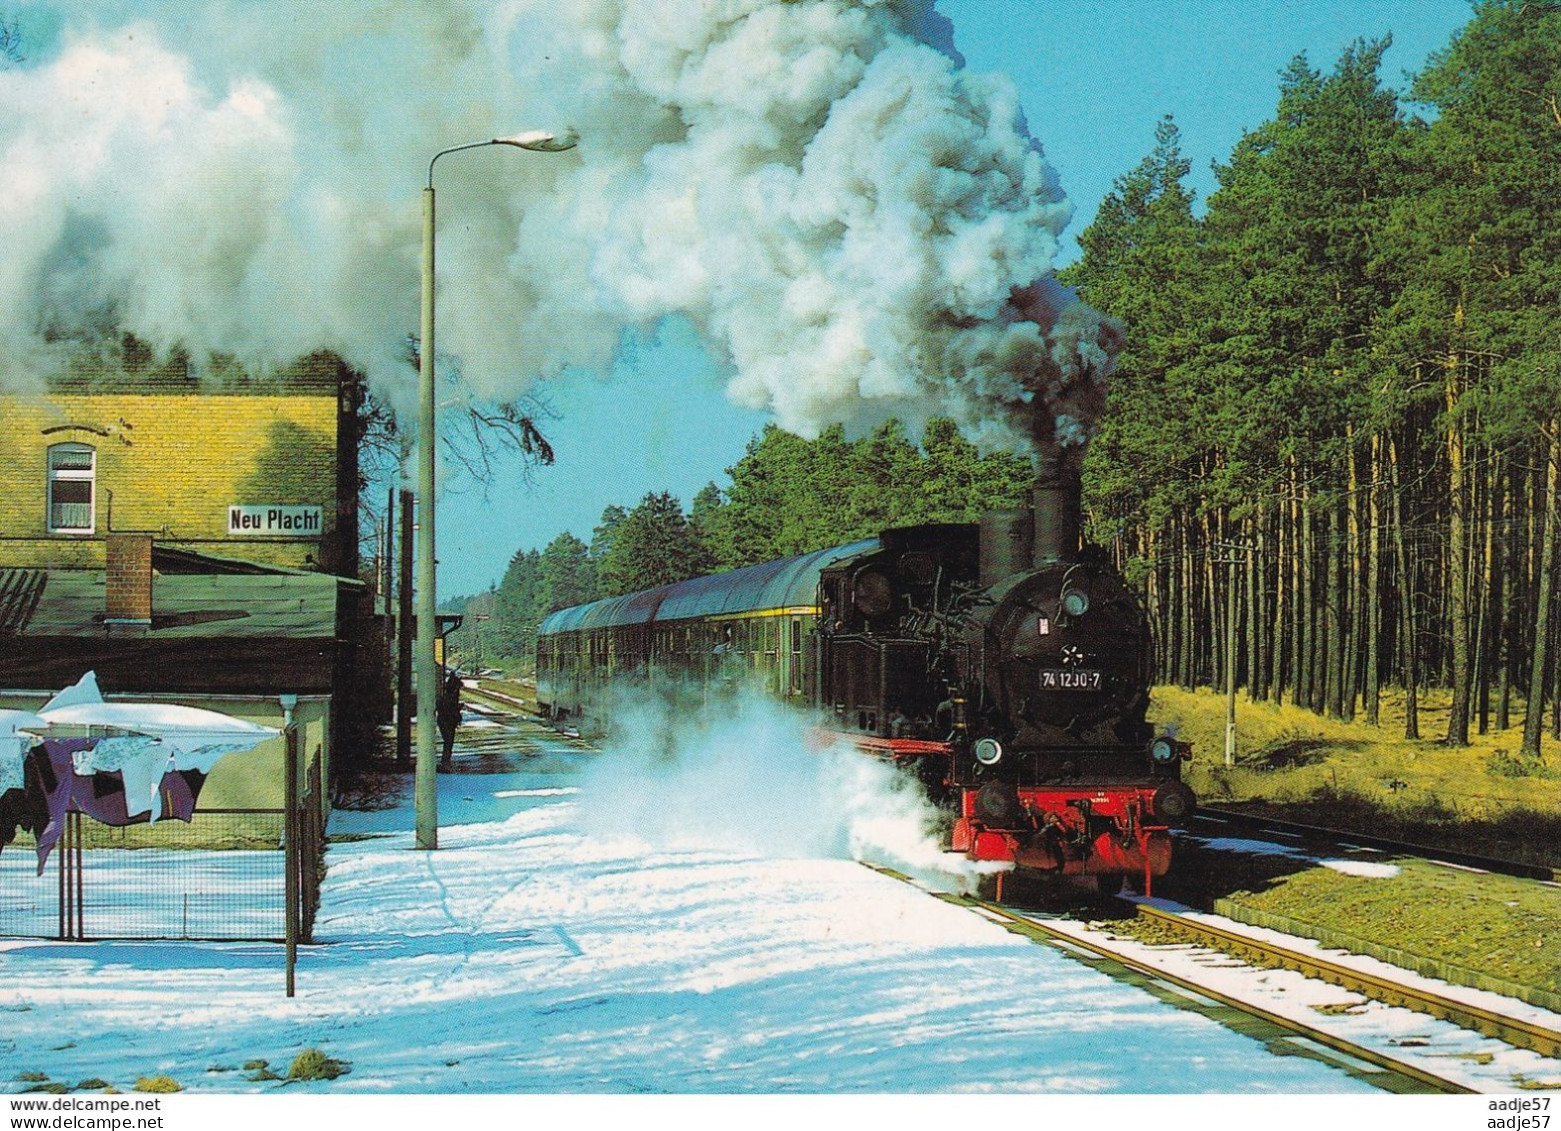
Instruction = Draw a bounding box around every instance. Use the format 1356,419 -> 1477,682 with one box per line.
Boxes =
0,393 -> 338,570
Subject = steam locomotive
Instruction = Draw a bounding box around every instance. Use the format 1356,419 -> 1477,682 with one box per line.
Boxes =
536,458 -> 1195,892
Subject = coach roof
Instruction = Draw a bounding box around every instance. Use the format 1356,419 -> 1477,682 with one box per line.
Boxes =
537,538 -> 878,635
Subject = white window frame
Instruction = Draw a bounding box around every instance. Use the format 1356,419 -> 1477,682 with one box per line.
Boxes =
46,442 -> 96,535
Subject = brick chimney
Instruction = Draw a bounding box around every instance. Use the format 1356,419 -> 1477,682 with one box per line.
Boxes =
105,533 -> 153,630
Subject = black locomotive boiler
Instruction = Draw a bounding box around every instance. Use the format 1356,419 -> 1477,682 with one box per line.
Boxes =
537,459 -> 1195,891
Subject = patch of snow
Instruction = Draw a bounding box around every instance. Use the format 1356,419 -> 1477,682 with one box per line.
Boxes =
1319,859 -> 1400,879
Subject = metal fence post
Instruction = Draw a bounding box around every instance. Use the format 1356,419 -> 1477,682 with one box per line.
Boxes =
284,716 -> 299,998
57,814 -> 66,941
304,749 -> 323,944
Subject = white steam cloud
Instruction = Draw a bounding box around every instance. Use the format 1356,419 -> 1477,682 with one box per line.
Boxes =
0,1 -> 1117,449
578,689 -> 1005,890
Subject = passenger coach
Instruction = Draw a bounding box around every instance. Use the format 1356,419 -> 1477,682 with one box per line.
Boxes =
536,538 -> 877,722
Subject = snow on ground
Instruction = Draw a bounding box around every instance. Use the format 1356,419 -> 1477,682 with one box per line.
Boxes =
1193,835 -> 1402,879
1064,901 -> 1561,1092
1319,859 -> 1401,879
0,732 -> 1373,1094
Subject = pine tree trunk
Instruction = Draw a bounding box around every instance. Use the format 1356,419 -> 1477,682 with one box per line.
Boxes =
1145,526 -> 1165,680
1473,454 -> 1488,735
1445,356 -> 1472,747
1271,477 -> 1289,704
1179,513 -> 1195,689
1498,460 -> 1517,732
1299,481 -> 1316,709
1290,461 -> 1304,707
1212,510 -> 1227,693
1365,431 -> 1383,725
1326,501 -> 1345,718
1205,509 -> 1220,688
1344,442 -> 1363,722
1521,423 -> 1558,759
1247,509 -> 1264,702
1390,434 -> 1420,739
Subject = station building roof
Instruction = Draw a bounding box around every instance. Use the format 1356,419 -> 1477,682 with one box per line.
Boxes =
538,538 -> 879,635
0,547 -> 348,695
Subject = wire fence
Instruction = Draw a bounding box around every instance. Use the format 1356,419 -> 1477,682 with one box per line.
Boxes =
0,737 -> 326,949
0,810 -> 286,941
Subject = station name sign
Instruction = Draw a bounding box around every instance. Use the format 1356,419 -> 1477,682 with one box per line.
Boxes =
228,505 -> 323,537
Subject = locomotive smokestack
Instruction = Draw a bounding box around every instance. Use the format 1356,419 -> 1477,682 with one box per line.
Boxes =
1031,444 -> 1081,566
979,509 -> 1034,588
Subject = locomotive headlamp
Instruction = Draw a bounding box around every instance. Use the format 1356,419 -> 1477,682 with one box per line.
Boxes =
1060,587 -> 1090,617
973,737 -> 1003,766
1150,736 -> 1177,763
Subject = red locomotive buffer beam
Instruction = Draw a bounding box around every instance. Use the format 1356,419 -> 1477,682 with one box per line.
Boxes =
952,787 -> 1173,897
808,729 -> 1181,895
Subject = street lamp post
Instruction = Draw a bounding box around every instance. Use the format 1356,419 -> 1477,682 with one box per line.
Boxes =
415,129 -> 577,851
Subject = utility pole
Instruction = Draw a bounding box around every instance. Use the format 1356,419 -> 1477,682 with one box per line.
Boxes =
416,128 -> 578,850
1214,541 -> 1259,768
473,613 -> 490,673
1225,553 -> 1238,767
396,487 -> 414,769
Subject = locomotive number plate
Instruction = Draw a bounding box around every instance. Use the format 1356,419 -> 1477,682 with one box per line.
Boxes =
1040,669 -> 1102,690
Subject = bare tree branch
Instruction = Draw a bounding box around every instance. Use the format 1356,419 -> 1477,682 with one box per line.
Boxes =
396,333 -> 561,495
0,17 -> 23,66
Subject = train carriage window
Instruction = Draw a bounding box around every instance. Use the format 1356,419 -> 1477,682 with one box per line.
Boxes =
790,617 -> 803,694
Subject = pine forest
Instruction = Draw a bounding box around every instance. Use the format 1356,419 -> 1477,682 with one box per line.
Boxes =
453,1 -> 1561,759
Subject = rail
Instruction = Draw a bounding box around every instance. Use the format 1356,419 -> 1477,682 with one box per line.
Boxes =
862,863 -> 1476,1094
1132,902 -> 1561,1060
1192,806 -> 1561,883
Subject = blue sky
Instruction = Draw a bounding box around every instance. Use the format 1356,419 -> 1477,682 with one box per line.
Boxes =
437,0 -> 1475,598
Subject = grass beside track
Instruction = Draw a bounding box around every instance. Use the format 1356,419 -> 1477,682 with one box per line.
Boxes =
1149,684 -> 1561,1001
1153,684 -> 1561,870
1160,839 -> 1561,999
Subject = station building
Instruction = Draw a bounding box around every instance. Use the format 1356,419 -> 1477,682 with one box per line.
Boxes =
0,350 -> 376,806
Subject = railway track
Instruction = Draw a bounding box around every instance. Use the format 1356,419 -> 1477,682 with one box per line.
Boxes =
1131,901 -> 1561,1060
867,863 -> 1561,1094
1192,805 -> 1561,883
462,682 -> 532,715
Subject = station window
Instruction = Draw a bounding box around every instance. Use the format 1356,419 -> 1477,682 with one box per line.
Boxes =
47,443 -> 95,534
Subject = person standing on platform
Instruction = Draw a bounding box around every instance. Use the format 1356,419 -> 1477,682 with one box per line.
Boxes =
437,671 -> 462,771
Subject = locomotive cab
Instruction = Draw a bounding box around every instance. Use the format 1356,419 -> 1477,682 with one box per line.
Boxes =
814,524 -> 978,742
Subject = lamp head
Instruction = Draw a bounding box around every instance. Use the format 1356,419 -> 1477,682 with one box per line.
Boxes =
495,128 -> 579,152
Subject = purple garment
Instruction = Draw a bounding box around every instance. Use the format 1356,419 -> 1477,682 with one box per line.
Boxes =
31,739 -> 206,874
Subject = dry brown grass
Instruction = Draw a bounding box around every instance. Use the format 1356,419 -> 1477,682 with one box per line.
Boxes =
1153,684 -> 1560,821
470,677 -> 538,714
1149,684 -> 1561,871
